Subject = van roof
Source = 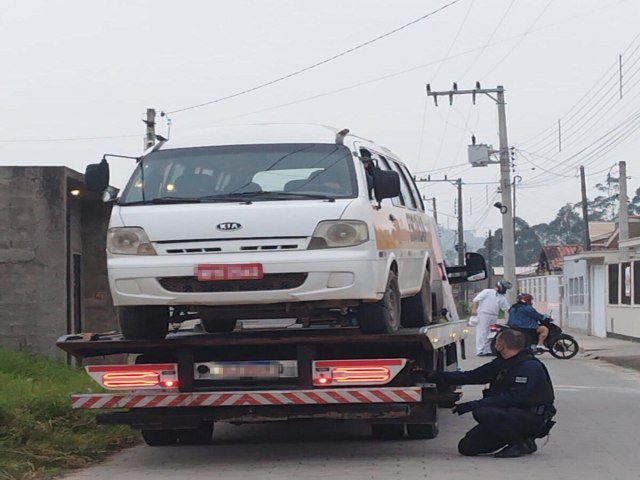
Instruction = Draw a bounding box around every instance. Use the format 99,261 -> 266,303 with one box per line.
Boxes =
157,123 -> 350,150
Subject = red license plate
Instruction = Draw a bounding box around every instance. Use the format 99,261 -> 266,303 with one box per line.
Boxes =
196,263 -> 264,281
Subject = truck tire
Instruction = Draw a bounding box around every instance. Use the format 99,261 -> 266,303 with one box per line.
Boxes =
401,269 -> 431,328
358,271 -> 401,334
176,422 -> 214,445
407,423 -> 439,439
371,423 -> 405,440
119,306 -> 169,340
141,429 -> 177,446
201,318 -> 238,333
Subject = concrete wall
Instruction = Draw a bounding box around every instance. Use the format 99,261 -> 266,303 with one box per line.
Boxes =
0,167 -> 68,359
0,167 -> 116,361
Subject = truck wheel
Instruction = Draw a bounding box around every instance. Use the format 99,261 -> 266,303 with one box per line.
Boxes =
201,318 -> 238,333
176,422 -> 214,445
407,423 -> 439,439
401,269 -> 431,328
141,429 -> 177,446
358,271 -> 401,334
119,306 -> 169,340
371,424 -> 405,440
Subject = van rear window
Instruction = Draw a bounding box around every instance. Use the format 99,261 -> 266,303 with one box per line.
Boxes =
120,143 -> 357,204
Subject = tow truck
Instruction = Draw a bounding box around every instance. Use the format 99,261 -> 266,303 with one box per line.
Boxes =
57,321 -> 469,446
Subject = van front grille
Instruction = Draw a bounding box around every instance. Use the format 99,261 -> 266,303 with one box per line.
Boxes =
158,274 -> 308,292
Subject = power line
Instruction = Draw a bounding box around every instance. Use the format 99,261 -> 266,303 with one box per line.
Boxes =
0,133 -> 139,143
164,0 -> 463,115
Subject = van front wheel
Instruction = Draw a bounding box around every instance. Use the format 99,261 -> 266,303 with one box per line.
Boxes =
401,269 -> 431,328
358,272 -> 401,334
118,306 -> 170,340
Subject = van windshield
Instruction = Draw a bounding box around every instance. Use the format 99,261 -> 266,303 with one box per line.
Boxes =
120,143 -> 357,205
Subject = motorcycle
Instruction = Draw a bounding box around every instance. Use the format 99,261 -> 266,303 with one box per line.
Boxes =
488,317 -> 579,359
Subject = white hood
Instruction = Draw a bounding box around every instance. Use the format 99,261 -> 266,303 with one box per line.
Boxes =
115,200 -> 352,241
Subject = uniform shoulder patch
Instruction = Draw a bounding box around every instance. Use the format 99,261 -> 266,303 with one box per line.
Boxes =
515,376 -> 528,384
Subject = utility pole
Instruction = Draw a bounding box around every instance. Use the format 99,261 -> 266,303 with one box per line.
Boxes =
619,161 -> 629,260
144,108 -> 156,150
427,83 -> 517,303
579,166 -> 592,251
487,229 -> 493,288
417,176 -> 465,266
457,178 -> 465,266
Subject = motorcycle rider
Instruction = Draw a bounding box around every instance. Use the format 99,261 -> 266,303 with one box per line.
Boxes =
471,280 -> 512,356
507,293 -> 549,352
427,329 -> 557,458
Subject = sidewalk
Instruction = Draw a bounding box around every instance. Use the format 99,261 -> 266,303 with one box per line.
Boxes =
567,329 -> 640,372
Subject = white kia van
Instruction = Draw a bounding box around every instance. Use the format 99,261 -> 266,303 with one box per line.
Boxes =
85,124 -> 485,340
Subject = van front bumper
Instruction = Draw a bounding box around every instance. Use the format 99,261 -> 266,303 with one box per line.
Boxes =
108,247 -> 389,307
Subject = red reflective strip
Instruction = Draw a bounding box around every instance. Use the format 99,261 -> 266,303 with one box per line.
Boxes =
259,392 -> 285,405
349,390 -> 372,403
123,395 -> 146,408
145,395 -> 167,408
282,392 -> 305,404
304,391 -> 328,404
395,390 -> 417,402
315,359 -> 404,368
212,393 -> 233,406
81,396 -> 102,409
168,394 -> 190,407
87,364 -> 176,373
190,394 -> 210,407
371,390 -> 395,403
235,394 -> 261,406
104,395 -> 125,408
326,391 -> 350,403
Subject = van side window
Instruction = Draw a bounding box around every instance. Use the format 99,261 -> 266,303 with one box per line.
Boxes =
399,164 -> 424,211
386,158 -> 416,209
377,155 -> 405,207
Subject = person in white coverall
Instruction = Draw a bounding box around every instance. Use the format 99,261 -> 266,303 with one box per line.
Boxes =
471,281 -> 512,356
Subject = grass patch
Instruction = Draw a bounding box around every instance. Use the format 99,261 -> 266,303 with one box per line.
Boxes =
0,347 -> 138,480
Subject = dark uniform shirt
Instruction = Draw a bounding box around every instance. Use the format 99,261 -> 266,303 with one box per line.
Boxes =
435,351 -> 555,411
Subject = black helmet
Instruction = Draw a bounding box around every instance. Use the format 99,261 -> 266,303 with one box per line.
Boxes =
496,280 -> 512,294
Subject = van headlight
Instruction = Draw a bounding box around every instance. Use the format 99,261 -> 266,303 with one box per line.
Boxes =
107,227 -> 157,255
308,220 -> 369,249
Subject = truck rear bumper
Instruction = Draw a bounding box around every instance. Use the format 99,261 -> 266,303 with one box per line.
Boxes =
72,387 -> 423,409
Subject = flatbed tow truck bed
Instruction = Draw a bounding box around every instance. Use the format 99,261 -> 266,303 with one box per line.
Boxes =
57,321 -> 468,443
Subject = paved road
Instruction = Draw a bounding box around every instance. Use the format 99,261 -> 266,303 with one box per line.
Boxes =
64,340 -> 640,480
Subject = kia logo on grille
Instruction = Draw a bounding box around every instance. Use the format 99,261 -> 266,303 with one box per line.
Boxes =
217,222 -> 242,231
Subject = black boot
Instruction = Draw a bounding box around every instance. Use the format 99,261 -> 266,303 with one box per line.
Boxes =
523,438 -> 537,454
494,444 -> 527,458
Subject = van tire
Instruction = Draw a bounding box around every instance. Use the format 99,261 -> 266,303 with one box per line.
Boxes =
118,306 -> 170,340
401,269 -> 431,328
201,318 -> 238,333
358,271 -> 401,334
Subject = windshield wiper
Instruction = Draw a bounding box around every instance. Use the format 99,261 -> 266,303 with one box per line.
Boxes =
199,191 -> 336,202
121,196 -> 202,205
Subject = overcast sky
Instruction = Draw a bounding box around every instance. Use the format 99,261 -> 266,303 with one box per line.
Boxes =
2,0 -> 639,234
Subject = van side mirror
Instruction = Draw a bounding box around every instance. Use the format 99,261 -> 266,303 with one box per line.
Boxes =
85,159 -> 110,192
373,170 -> 400,203
446,252 -> 488,284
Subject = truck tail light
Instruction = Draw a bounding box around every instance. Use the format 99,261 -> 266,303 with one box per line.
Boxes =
312,359 -> 406,387
86,363 -> 178,390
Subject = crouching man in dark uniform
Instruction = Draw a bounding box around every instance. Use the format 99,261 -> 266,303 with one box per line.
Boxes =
430,329 -> 556,458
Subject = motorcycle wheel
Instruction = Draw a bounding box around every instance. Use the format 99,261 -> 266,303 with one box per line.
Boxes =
549,334 -> 579,359
490,336 -> 498,355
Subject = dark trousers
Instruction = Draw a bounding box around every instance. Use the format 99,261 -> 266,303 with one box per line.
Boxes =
458,406 -> 544,456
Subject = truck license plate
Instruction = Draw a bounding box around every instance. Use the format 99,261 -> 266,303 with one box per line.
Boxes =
209,362 -> 281,380
196,263 -> 264,281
